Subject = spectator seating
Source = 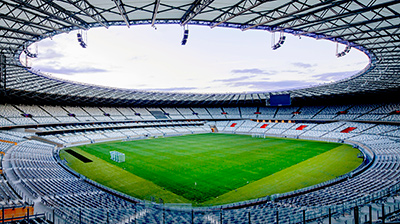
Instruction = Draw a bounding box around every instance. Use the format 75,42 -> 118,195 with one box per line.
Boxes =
274,107 -> 299,120
3,120 -> 400,223
0,103 -> 399,223
176,108 -> 198,119
191,108 -> 213,119
207,108 -> 225,119
222,107 -> 241,119
1,104 -> 400,129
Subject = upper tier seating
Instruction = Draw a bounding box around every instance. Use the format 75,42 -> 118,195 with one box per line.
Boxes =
191,108 -> 213,119
176,108 -> 198,119
1,104 -> 399,128
240,107 -> 258,119
274,107 -> 299,120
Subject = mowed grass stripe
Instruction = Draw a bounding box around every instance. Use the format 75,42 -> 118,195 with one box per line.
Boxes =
204,144 -> 363,205
62,133 -> 360,204
60,148 -> 190,203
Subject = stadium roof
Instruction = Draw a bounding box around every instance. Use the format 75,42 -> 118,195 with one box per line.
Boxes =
0,0 -> 399,107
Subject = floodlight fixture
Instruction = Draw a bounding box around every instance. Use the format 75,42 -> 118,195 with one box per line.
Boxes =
336,43 -> 351,58
77,30 -> 87,48
344,45 -> 351,53
279,36 -> 286,45
271,32 -> 286,50
23,45 -> 38,58
181,26 -> 189,45
23,44 -> 38,68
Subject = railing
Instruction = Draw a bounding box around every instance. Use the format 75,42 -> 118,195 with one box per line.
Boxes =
4,127 -> 399,223
48,187 -> 400,224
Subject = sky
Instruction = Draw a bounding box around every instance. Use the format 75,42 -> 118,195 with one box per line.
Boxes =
24,25 -> 370,94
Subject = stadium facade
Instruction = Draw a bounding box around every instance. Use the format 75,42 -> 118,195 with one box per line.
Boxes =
0,0 -> 399,223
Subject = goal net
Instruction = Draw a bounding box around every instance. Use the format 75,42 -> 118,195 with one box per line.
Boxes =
251,134 -> 265,138
110,151 -> 125,163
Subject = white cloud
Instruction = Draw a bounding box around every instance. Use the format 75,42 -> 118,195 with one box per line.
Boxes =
28,25 -> 370,93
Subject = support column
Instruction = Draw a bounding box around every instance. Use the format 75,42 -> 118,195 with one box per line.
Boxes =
0,53 -> 6,90
329,208 -> 332,224
354,206 -> 359,224
382,204 -> 385,224
369,205 -> 372,224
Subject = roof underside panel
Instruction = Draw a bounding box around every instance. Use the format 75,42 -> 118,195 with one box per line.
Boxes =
0,0 -> 398,107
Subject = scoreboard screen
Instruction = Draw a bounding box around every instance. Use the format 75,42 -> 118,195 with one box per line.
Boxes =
269,94 -> 291,106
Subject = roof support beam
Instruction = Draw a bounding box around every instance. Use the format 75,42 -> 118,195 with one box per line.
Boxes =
298,14 -> 399,37
0,35 -> 31,42
210,0 -> 246,25
9,0 -> 88,29
347,33 -> 399,42
40,0 -> 90,29
0,41 -> 20,47
66,0 -> 109,28
376,53 -> 400,58
180,0 -> 214,26
211,0 -> 269,29
362,40 -> 400,50
368,45 -> 400,52
242,0 -> 343,31
112,0 -> 130,28
0,0 -> 70,32
351,38 -> 400,47
0,12 -> 60,33
276,0 -> 399,32
0,46 -> 19,52
0,25 -> 40,37
151,0 -> 161,28
326,24 -> 400,40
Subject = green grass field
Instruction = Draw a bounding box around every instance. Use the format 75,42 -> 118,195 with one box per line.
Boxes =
60,133 -> 363,205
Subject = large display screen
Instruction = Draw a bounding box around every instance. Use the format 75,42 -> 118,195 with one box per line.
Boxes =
269,94 -> 291,106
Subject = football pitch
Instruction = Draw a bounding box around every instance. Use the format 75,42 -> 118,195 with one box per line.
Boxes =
59,133 -> 363,205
